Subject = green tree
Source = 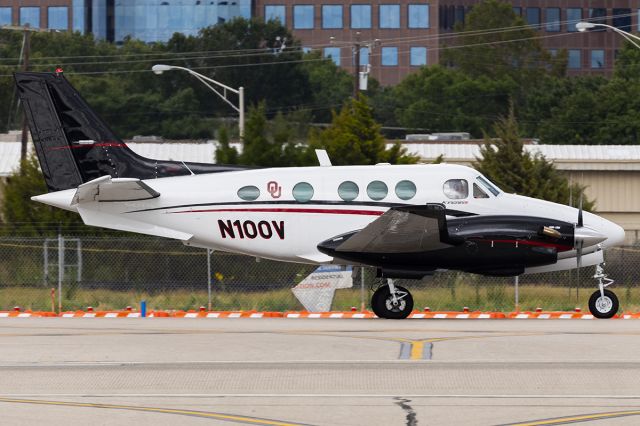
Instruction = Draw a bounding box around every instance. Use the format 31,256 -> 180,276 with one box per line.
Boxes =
614,40 -> 640,81
309,95 -> 417,165
299,51 -> 353,123
225,103 -> 313,167
179,18 -> 312,116
214,127 -> 239,164
389,66 -> 516,137
0,156 -> 84,235
443,0 -> 561,83
474,107 -> 594,209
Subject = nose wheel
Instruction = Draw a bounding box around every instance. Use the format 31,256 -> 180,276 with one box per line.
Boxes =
588,264 -> 618,319
589,289 -> 618,319
371,279 -> 414,319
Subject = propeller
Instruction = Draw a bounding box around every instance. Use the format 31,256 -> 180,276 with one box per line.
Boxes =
575,194 -> 583,268
575,193 -> 584,303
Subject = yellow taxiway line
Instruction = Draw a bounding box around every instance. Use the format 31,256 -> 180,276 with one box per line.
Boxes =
0,397 -> 307,426
506,410 -> 640,425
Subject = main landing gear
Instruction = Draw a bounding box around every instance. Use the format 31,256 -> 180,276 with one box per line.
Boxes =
371,279 -> 414,319
588,264 -> 619,319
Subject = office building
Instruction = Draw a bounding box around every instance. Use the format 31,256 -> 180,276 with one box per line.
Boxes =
3,1 -> 640,84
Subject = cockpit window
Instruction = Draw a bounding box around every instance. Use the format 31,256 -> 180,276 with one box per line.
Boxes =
443,179 -> 468,199
473,183 -> 489,199
476,176 -> 500,196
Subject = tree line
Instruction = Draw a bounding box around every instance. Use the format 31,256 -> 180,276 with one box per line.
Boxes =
0,0 -> 638,144
0,0 -> 612,233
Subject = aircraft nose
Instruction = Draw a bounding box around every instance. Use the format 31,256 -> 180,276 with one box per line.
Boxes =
574,226 -> 607,248
602,218 -> 626,248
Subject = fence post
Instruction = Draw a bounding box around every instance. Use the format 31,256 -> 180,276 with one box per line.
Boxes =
514,275 -> 519,312
207,249 -> 212,311
360,266 -> 365,312
57,233 -> 64,313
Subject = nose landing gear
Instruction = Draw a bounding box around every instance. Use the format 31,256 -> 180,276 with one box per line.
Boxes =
371,279 -> 414,319
588,264 -> 619,319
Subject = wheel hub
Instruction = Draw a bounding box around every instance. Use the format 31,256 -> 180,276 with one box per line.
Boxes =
595,296 -> 613,313
385,297 -> 406,312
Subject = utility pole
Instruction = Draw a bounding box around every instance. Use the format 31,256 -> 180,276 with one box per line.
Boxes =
1,24 -> 56,168
331,33 -> 378,98
353,32 -> 361,98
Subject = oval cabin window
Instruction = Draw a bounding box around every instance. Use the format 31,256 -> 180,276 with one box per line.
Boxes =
237,185 -> 260,201
293,182 -> 314,203
395,180 -> 416,200
367,181 -> 388,200
338,181 -> 359,201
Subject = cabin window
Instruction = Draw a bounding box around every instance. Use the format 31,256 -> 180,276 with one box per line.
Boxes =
237,185 -> 259,201
338,181 -> 359,201
395,180 -> 416,200
443,179 -> 468,199
473,183 -> 489,199
367,181 -> 388,200
293,182 -> 314,203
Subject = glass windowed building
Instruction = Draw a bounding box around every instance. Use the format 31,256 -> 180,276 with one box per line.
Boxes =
0,0 -> 250,43
2,0 -> 639,84
256,0 -> 436,85
96,0 -> 251,43
435,0 -> 638,77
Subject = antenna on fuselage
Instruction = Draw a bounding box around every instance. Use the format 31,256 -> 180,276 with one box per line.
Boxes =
315,149 -> 332,166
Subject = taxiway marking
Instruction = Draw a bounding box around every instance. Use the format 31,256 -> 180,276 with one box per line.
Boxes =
0,397 -> 309,426
502,409 -> 640,425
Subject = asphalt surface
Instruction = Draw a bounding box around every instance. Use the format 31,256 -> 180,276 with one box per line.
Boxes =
1,318 -> 640,425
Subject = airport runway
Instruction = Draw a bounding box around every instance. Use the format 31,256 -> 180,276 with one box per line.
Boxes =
1,318 -> 640,425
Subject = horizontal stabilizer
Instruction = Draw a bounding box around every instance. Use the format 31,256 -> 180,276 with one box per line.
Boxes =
72,175 -> 160,205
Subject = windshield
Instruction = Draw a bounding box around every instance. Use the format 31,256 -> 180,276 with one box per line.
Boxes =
476,175 -> 501,196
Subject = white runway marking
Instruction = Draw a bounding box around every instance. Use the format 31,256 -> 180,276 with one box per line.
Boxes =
2,394 -> 640,399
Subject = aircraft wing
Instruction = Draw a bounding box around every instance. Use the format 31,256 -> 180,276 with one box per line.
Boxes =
72,175 -> 160,205
332,204 -> 456,254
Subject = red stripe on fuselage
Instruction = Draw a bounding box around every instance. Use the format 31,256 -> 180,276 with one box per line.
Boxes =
48,142 -> 127,151
170,207 -> 385,216
477,238 -> 573,252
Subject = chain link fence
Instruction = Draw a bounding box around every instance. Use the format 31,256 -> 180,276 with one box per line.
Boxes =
0,235 -> 639,312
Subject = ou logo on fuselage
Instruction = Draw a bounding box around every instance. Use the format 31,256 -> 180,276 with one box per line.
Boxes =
267,181 -> 282,198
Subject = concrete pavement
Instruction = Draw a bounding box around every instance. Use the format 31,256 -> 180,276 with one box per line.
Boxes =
1,318 -> 639,425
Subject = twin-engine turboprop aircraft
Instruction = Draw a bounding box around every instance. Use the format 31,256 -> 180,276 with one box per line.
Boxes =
16,72 -> 626,319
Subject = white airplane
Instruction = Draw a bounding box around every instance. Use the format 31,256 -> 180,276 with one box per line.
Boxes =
16,72 -> 626,319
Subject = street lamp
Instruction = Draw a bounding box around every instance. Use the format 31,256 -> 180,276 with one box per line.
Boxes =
151,64 -> 245,138
576,21 -> 640,50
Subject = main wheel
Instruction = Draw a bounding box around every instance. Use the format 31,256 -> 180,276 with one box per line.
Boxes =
371,285 -> 414,319
588,289 -> 619,319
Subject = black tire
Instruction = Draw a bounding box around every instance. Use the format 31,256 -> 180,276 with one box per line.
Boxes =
588,289 -> 619,319
370,287 -> 384,318
371,285 -> 414,319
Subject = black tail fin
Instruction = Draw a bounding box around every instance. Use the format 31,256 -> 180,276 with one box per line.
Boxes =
14,72 -> 246,192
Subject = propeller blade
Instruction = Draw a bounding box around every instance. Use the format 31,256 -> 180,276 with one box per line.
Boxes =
577,193 -> 583,228
576,240 -> 583,269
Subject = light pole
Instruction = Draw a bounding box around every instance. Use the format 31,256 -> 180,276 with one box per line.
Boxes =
152,64 -> 245,138
576,22 -> 640,50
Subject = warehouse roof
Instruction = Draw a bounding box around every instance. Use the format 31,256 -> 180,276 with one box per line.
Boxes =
401,143 -> 640,171
1,139 -> 639,176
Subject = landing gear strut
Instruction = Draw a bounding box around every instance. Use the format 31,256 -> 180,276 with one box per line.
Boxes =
588,264 -> 618,319
371,279 -> 414,319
